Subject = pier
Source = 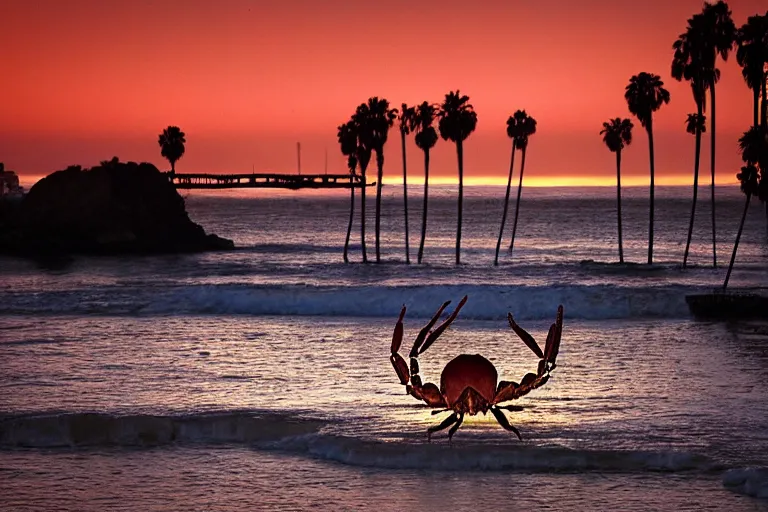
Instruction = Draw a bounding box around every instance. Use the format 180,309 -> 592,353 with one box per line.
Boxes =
171,172 -> 372,190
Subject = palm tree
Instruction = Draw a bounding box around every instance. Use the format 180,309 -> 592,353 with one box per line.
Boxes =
158,126 -> 186,176
350,107 -> 375,263
625,72 -> 671,264
438,91 -> 477,265
736,13 -> 768,231
338,121 -> 359,263
736,14 -> 768,128
356,97 -> 397,263
682,113 -> 707,267
672,8 -> 732,268
699,2 -> 736,267
600,118 -> 634,263
494,113 -> 520,266
398,104 -> 417,264
508,111 -> 537,256
413,102 -> 439,264
724,126 -> 766,289
495,110 -> 536,263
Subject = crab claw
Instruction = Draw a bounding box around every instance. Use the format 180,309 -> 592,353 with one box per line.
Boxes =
542,323 -> 557,364
391,305 -> 407,354
544,305 -> 564,365
508,313 -> 544,359
410,300 -> 451,357
419,296 -> 468,355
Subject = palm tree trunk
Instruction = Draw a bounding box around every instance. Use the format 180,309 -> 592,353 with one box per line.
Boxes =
709,83 -> 717,268
754,87 -> 760,128
616,149 -> 624,264
375,152 -> 384,263
360,167 -> 368,263
647,122 -> 656,265
456,140 -> 464,265
417,149 -> 430,264
401,131 -> 410,264
683,108 -> 703,268
495,140 -> 517,265
509,146 -> 527,255
343,181 -> 355,263
762,77 -> 767,129
723,193 -> 751,290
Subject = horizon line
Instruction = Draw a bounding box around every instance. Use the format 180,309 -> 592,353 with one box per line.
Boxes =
16,172 -> 740,189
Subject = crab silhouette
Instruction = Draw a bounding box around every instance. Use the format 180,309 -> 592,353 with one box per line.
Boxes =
390,296 -> 563,441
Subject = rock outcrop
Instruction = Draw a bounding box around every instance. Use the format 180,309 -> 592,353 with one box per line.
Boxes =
0,160 -> 233,256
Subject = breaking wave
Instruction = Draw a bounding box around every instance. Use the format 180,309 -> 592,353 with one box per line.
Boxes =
0,411 -> 325,448
1,282 -> 701,320
723,467 -> 768,499
0,412 -> 714,474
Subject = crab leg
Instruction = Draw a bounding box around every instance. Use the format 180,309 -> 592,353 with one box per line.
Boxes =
448,412 -> 465,441
490,407 -> 522,441
427,412 -> 459,442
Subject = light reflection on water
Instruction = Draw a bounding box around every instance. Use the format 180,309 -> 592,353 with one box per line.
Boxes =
2,314 -> 767,466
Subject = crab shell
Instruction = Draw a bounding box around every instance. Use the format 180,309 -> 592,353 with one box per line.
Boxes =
440,354 -> 497,415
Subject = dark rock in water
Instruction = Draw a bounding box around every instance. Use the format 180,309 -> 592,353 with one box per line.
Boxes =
686,293 -> 768,320
0,160 -> 234,256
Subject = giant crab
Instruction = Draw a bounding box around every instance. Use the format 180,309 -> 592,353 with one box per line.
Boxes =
390,296 -> 563,441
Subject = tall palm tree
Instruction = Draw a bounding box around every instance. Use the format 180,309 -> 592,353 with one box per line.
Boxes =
350,107 -> 375,263
413,102 -> 439,264
494,112 -> 520,266
736,13 -> 768,231
682,113 -> 707,267
158,126 -> 186,176
338,121 -> 359,263
508,111 -> 537,256
356,97 -> 397,263
495,110 -> 536,263
699,2 -> 736,267
736,14 -> 768,128
672,9 -> 730,268
600,118 -> 634,264
724,126 -> 766,289
438,90 -> 477,265
625,72 -> 671,264
398,104 -> 417,264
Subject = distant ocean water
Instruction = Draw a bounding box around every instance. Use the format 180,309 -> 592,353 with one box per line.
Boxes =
2,184 -> 768,511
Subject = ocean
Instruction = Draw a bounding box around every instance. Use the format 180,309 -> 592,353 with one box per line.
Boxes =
2,183 -> 768,511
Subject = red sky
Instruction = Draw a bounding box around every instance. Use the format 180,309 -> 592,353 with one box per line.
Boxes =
1,0 -> 765,186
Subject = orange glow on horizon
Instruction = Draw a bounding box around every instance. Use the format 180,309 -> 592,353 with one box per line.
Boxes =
18,172 -> 740,191
383,174 -> 740,188
1,0 -> 765,183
